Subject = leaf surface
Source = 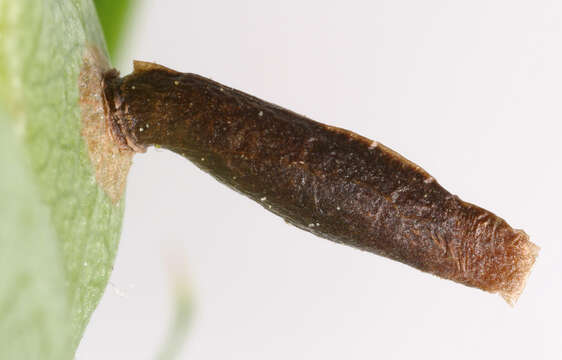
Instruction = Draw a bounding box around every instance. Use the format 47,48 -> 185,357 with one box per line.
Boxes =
0,0 -> 125,357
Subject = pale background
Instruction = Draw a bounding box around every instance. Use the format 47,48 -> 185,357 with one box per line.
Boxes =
77,1 -> 562,359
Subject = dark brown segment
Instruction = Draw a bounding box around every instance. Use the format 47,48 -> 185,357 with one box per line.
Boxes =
103,61 -> 538,304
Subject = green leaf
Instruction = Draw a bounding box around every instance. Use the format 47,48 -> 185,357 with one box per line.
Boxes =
157,279 -> 193,360
94,0 -> 136,60
0,0 -> 126,358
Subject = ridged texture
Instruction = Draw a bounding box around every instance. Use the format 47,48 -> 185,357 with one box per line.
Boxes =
104,61 -> 538,304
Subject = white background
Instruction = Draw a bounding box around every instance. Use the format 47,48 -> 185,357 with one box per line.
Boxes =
77,1 -> 562,359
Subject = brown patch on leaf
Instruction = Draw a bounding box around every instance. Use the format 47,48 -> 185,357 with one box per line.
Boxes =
79,46 -> 133,204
